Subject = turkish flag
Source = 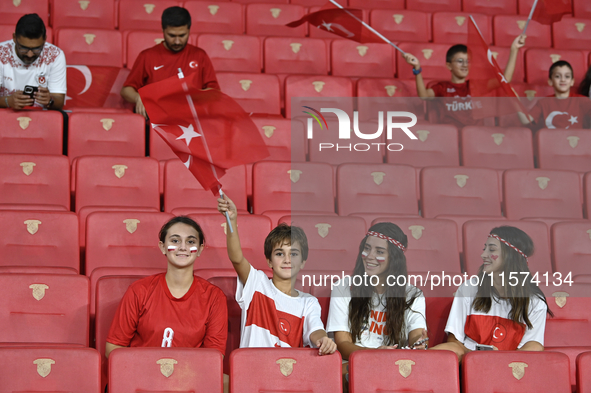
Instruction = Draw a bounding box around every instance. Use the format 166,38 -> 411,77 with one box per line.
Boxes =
532,0 -> 572,25
286,3 -> 382,43
467,17 -> 529,119
465,315 -> 525,350
64,66 -> 131,109
139,72 -> 269,194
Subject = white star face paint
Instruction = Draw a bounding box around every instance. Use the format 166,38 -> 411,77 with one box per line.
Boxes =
167,246 -> 177,252
190,246 -> 198,253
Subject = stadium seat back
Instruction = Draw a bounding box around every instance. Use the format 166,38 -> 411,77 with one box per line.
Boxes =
493,16 -> 551,47
406,0 -> 461,12
431,12 -> 492,44
544,287 -> 591,347
0,0 -> 48,26
118,0 -> 180,31
551,222 -> 591,282
331,40 -> 394,78
350,0 -> 404,8
125,31 -> 166,69
356,78 -> 425,121
536,128 -> 591,172
369,10 -> 431,43
198,34 -> 261,73
577,351 -> 591,392
246,4 -> 306,37
396,43 -> 452,79
386,124 -> 459,167
0,110 -> 63,155
56,28 -> 123,67
552,18 -> 591,50
51,0 -> 115,29
250,117 -> 306,162
285,75 -> 354,119
265,37 -> 327,75
462,0 -> 517,15
216,72 -> 281,116
460,126 -> 534,169
184,1 -> 244,34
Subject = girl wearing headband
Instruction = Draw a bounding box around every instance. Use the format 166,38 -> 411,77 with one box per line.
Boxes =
433,225 -> 552,361
106,216 -> 228,370
327,222 -> 427,386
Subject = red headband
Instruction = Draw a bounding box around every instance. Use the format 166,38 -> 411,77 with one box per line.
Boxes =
366,231 -> 406,252
489,234 -> 528,262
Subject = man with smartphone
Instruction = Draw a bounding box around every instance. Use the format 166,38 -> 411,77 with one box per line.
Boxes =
0,13 -> 66,110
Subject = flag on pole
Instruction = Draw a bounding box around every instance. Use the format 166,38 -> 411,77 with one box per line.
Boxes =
286,3 -> 383,43
139,72 -> 269,194
467,17 -> 530,119
532,0 -> 572,25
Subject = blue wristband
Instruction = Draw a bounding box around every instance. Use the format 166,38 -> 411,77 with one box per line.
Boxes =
412,67 -> 423,75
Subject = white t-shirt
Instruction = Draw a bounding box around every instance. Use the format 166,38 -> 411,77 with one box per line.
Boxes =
445,281 -> 547,350
0,40 -> 67,106
326,281 -> 427,348
236,266 -> 325,348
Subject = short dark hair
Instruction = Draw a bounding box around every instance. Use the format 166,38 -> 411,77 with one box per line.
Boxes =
264,223 -> 309,261
161,6 -> 191,30
15,14 -> 46,40
549,60 -> 574,79
159,216 -> 205,246
446,44 -> 468,63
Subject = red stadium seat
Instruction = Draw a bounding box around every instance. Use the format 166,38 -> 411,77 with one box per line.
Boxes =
462,351 -> 571,393
577,351 -> 591,392
250,117 -> 306,162
543,286 -> 591,347
503,169 -> 583,219
0,110 -> 63,155
331,40 -> 394,78
216,72 -> 281,115
231,348 -> 342,392
0,0 -> 48,26
460,126 -> 534,169
462,0 -> 517,15
573,0 -> 591,18
421,167 -> 502,218
284,75 -> 354,119
0,273 -> 89,345
290,0 -> 327,5
51,0 -> 116,29
245,4 -> 306,37
264,37 -> 328,75
493,16 -> 551,48
125,31 -> 164,69
109,348 -> 223,393
586,172 -> 591,218
336,163 -> 419,216
278,215 -> 366,272
0,347 -> 100,393
369,10 -> 431,43
546,347 -> 591,392
350,0 -> 405,8
68,112 -> 145,160
183,1 -> 244,34
552,18 -> 591,50
265,209 -> 337,227
163,159 -> 247,213
406,0 -> 461,12
350,350 -> 460,393
462,219 -> 552,277
551,222 -> 591,283
149,126 -> 177,161
85,211 -> 174,277
426,296 -> 455,347
56,28 -> 123,67
198,34 -> 261,73
356,78 -> 425,121
0,211 -> 79,274
396,43 -> 451,80
431,12 -> 492,44
536,128 -> 591,172
187,213 -> 272,271
0,153 -> 69,210
385,124 -> 459,167
118,0 -> 180,31
74,156 -> 160,213
252,161 -> 335,214
525,49 -> 586,84
436,214 -> 506,250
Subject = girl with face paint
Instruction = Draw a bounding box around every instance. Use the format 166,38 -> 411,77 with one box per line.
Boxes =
326,222 -> 428,387
432,226 -> 553,362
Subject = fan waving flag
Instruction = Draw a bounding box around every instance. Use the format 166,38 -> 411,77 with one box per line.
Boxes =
286,3 -> 383,43
467,17 -> 529,119
139,72 -> 269,194
532,0 -> 572,25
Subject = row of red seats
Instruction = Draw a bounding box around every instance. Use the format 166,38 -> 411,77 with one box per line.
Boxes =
4,347 -> 590,393
2,271 -> 591,391
3,0 -> 591,31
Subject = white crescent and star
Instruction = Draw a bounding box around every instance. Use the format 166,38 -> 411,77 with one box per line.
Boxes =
545,111 -> 577,129
493,327 -> 501,339
176,124 -> 201,146
189,61 -> 198,68
65,65 -> 93,103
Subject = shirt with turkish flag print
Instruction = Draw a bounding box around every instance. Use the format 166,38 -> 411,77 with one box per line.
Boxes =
430,80 -> 485,129
107,273 -> 228,355
124,42 -> 220,91
445,281 -> 547,351
529,93 -> 591,130
236,266 -> 325,348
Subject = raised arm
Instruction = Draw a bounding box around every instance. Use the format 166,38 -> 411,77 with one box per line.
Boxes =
217,194 -> 251,284
504,35 -> 526,84
403,53 -> 435,99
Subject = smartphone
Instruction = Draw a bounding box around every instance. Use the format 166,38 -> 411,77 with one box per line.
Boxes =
475,344 -> 494,351
23,85 -> 38,99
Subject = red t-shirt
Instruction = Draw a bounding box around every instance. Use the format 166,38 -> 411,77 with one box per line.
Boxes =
124,43 -> 220,91
529,92 -> 591,129
107,273 -> 227,355
430,80 -> 484,129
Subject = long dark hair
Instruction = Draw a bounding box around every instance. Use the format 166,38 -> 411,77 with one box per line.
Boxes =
579,66 -> 591,97
349,222 -> 423,346
472,226 -> 553,329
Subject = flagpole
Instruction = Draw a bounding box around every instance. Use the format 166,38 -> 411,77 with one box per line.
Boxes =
177,68 -> 234,233
328,0 -> 406,55
522,0 -> 539,35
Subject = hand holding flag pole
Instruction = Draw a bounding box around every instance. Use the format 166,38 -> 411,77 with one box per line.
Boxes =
522,0 -> 539,35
